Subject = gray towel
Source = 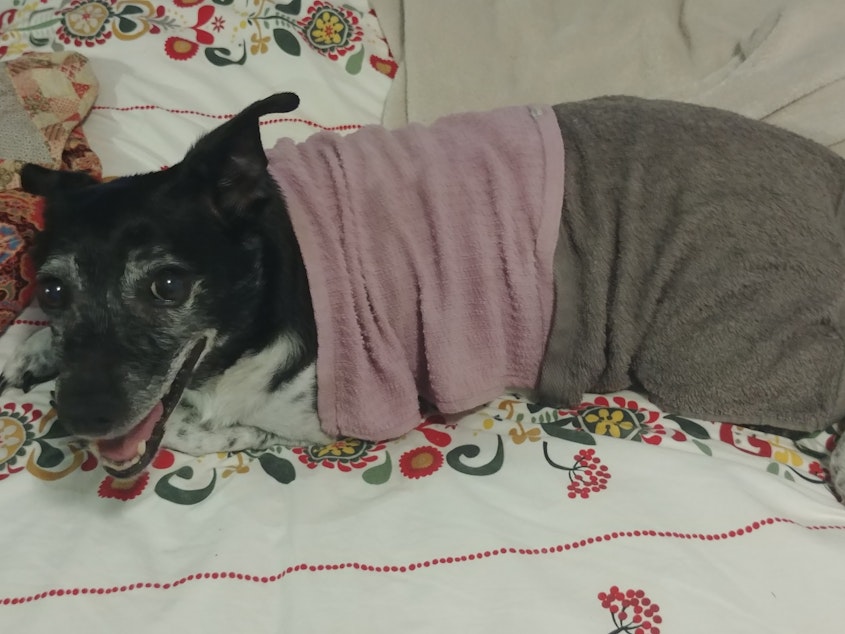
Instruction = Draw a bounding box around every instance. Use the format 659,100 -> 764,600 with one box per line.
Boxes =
539,96 -> 845,432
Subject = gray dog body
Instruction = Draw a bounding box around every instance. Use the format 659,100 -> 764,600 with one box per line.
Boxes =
5,94 -> 845,500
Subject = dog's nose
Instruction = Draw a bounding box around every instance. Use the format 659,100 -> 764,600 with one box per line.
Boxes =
55,385 -> 129,438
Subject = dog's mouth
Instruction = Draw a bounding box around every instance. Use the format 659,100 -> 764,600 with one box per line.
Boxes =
95,338 -> 207,479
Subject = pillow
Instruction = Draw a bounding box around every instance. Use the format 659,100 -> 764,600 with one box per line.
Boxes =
0,52 -> 101,333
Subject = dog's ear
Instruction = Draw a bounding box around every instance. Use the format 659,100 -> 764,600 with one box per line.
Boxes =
181,92 -> 300,218
20,164 -> 99,197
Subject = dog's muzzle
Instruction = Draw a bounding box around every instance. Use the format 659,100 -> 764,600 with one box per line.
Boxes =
95,338 -> 207,478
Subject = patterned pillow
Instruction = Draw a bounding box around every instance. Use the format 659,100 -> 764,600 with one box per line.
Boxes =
0,52 -> 100,333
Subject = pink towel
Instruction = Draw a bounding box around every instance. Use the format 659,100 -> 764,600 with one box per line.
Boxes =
266,105 -> 565,440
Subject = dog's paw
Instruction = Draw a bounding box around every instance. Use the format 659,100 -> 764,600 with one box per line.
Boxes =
162,419 -> 287,456
0,328 -> 58,394
829,435 -> 845,504
162,400 -> 333,455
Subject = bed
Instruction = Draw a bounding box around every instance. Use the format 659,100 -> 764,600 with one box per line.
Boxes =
1,1 -> 844,631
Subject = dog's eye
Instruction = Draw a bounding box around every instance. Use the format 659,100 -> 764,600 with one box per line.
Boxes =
149,269 -> 191,306
36,277 -> 69,311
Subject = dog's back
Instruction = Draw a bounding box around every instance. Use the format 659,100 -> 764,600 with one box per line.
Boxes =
540,96 -> 845,430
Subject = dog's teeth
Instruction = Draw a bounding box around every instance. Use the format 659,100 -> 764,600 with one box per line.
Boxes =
137,441 -> 147,457
102,454 -> 142,470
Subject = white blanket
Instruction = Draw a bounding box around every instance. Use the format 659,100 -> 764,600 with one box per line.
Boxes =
1,2 -> 844,632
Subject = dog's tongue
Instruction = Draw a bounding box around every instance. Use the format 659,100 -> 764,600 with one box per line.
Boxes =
95,401 -> 163,462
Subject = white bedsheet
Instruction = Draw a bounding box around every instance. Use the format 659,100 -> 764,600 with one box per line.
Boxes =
1,2 -> 843,632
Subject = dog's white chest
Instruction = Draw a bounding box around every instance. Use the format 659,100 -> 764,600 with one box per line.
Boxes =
178,334 -> 327,446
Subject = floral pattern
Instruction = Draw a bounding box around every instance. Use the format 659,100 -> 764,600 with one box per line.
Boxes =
0,1 -> 394,75
0,391 -> 834,504
598,586 -> 662,634
0,402 -> 40,475
544,446 -> 612,499
57,0 -> 115,46
0,224 -> 22,265
585,406 -> 637,437
98,471 -> 149,500
293,437 -> 385,472
163,4 -> 215,61
562,395 -> 661,440
399,445 -> 444,479
298,1 -> 361,60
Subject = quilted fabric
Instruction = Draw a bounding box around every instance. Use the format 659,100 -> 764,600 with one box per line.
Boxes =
0,52 -> 100,333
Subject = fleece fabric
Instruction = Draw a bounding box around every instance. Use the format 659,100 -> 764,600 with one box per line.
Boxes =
267,106 -> 565,440
539,97 -> 845,432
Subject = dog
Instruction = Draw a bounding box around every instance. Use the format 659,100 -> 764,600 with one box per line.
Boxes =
3,92 -> 845,503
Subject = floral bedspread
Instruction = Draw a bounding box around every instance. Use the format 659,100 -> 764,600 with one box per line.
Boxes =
2,305 -> 844,633
1,2 -> 845,633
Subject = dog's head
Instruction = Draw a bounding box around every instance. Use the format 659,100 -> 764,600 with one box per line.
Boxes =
20,92 -> 310,477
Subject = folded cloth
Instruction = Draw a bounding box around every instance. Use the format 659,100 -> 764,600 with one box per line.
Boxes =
539,97 -> 845,434
267,105 -> 565,440
0,52 -> 100,332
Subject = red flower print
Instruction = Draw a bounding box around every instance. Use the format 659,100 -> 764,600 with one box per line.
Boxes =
566,448 -> 611,498
415,414 -> 455,447
639,422 -> 686,446
80,450 -> 99,472
719,422 -> 773,458
165,36 -> 200,60
98,471 -> 150,501
809,460 -> 828,480
370,54 -> 398,78
163,4 -> 216,60
189,5 -> 216,45
0,9 -> 17,32
543,443 -> 611,499
598,586 -> 662,634
399,445 -> 444,479
152,449 -> 176,470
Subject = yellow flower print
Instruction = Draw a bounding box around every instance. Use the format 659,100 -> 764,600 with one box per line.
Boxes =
771,437 -> 804,467
221,453 -> 251,478
0,419 -> 26,464
316,438 -> 362,458
508,421 -> 542,444
585,408 -> 634,438
297,1 -> 363,61
311,10 -> 345,46
250,32 -> 270,54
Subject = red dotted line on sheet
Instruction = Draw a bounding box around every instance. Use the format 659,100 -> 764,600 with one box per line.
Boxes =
12,319 -> 48,327
91,105 -> 363,131
2,517 -> 844,606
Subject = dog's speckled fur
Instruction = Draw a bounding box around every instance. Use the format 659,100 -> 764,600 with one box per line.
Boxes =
2,94 -> 328,474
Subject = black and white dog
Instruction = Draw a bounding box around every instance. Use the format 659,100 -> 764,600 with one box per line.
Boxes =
3,92 -> 845,503
4,94 -> 331,477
